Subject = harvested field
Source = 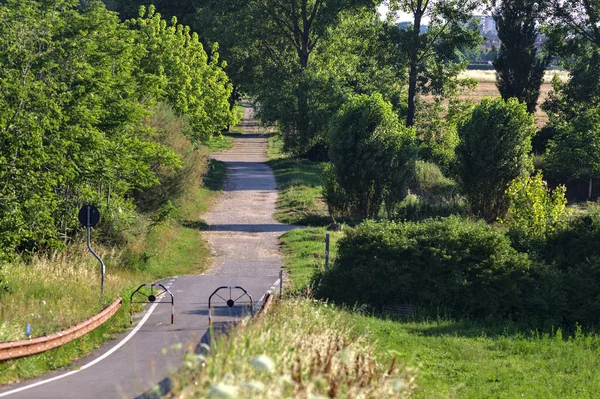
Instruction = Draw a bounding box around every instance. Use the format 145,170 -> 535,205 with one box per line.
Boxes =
455,70 -> 569,128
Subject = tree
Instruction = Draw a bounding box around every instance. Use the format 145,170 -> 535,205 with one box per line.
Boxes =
387,0 -> 483,127
327,93 -> 417,219
130,5 -> 238,143
543,0 -> 600,117
493,0 -> 551,113
455,98 -> 535,221
188,0 -> 380,157
545,106 -> 600,199
0,0 -> 236,260
0,0 -> 177,259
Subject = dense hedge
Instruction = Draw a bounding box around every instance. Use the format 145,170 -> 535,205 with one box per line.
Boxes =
315,214 -> 600,326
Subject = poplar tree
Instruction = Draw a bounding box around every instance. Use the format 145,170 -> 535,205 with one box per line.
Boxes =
493,0 -> 551,113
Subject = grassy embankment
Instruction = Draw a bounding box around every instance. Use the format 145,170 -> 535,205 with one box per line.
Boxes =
266,135 -> 330,226
0,109 -> 228,385
171,132 -> 599,398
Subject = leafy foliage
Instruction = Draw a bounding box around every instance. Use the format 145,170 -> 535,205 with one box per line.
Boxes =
0,1 -> 235,261
545,106 -> 600,198
316,217 -> 533,320
315,212 -> 600,325
503,171 -> 568,241
326,94 -> 417,219
455,98 -> 535,221
130,5 -> 238,142
386,0 -> 483,126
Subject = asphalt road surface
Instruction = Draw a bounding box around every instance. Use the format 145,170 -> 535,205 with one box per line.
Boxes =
0,104 -> 291,399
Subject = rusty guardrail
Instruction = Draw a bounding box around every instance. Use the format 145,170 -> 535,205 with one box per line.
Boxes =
0,297 -> 122,362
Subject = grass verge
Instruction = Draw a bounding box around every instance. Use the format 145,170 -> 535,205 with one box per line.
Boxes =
267,135 -> 330,225
165,298 -> 415,398
280,228 -> 344,292
278,228 -> 600,398
0,158 -> 226,385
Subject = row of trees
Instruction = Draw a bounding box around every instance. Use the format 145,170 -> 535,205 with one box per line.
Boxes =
0,1 -> 237,262
109,0 -> 599,202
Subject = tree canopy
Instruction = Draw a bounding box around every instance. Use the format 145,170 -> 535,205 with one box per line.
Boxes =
0,0 -> 235,261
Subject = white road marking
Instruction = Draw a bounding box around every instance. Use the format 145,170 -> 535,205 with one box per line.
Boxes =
0,302 -> 160,398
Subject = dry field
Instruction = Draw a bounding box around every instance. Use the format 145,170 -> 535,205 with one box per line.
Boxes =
457,70 -> 570,127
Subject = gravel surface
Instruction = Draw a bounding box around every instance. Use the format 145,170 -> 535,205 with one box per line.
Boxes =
203,104 -> 296,277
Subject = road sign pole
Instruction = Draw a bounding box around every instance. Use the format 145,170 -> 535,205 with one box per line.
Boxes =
85,206 -> 105,298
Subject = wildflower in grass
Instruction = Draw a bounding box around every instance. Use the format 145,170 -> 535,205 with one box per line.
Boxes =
170,342 -> 183,353
241,380 -> 264,392
209,383 -> 238,399
393,379 -> 404,392
251,354 -> 275,373
279,375 -> 295,386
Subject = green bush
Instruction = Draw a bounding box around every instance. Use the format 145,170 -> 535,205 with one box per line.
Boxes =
531,207 -> 600,324
455,98 -> 535,221
314,211 -> 600,325
503,171 -> 568,243
327,93 -> 417,219
315,217 -> 532,320
321,163 -> 356,222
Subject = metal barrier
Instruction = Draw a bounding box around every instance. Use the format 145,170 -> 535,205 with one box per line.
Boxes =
208,286 -> 253,326
130,283 -> 174,325
0,297 -> 122,361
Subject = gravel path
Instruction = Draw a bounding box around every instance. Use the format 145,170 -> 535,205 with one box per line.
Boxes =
203,104 -> 295,277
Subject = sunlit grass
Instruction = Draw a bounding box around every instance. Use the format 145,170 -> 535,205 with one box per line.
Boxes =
167,299 -> 415,398
280,228 -> 344,292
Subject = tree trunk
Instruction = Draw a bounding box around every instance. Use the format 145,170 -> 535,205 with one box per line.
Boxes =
406,2 -> 423,127
589,176 -> 593,200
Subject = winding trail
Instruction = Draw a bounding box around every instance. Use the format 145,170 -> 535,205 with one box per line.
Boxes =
0,103 -> 292,399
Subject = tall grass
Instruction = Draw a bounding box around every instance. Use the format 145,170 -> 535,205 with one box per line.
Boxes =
279,228 -> 344,292
167,299 -> 415,398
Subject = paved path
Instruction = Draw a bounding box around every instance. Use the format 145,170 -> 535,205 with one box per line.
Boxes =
0,103 -> 291,399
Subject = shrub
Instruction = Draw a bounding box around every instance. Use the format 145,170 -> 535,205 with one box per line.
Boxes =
503,171 -> 568,243
411,160 -> 457,200
315,217 -> 532,320
455,98 -> 535,221
327,93 -> 417,219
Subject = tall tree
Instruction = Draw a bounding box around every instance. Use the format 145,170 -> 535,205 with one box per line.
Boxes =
191,0 -> 381,157
387,0 -> 482,127
546,106 -> 600,199
493,0 -> 551,113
